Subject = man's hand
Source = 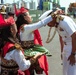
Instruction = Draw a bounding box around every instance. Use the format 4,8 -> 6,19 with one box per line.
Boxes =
69,32 -> 76,66
68,54 -> 76,66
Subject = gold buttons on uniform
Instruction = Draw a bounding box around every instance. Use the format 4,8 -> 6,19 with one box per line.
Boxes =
65,36 -> 67,38
64,42 -> 67,45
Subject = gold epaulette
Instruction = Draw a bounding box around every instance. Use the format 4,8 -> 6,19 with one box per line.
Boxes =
56,15 -> 64,23
51,13 -> 64,23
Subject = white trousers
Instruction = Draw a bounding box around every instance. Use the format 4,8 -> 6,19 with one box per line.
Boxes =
62,54 -> 76,75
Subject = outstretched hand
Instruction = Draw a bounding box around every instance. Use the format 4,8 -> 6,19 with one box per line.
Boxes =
33,53 -> 44,60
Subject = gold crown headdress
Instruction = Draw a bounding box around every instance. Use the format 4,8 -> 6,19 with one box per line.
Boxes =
0,5 -> 6,14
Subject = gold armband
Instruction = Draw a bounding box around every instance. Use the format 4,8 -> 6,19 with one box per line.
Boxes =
15,43 -> 23,51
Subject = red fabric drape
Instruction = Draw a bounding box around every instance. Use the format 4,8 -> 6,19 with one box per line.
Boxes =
34,29 -> 48,75
34,29 -> 43,46
3,42 -> 14,57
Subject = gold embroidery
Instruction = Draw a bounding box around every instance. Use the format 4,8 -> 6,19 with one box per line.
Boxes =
56,15 -> 64,23
1,58 -> 18,67
15,43 -> 23,51
21,40 -> 34,49
64,42 -> 67,45
51,13 -> 64,23
1,58 -> 18,75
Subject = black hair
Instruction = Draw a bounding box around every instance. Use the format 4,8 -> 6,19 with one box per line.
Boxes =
16,13 -> 29,30
0,25 -> 18,44
7,12 -> 14,16
1,26 -> 13,41
0,26 -> 11,49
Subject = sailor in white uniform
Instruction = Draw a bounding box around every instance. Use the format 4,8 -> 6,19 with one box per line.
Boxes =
39,10 -> 76,75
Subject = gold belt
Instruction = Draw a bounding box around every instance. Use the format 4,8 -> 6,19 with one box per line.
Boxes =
21,40 -> 35,49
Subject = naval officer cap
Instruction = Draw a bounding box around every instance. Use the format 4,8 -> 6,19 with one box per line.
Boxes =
39,8 -> 63,20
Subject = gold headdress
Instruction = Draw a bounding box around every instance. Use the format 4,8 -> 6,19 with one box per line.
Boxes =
0,5 -> 6,14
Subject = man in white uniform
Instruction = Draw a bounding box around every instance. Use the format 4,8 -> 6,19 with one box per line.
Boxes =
39,10 -> 76,75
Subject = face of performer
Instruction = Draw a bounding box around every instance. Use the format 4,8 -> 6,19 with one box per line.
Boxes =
23,12 -> 32,24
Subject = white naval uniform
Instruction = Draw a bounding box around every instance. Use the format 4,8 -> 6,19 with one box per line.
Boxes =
56,15 -> 76,75
4,15 -> 53,71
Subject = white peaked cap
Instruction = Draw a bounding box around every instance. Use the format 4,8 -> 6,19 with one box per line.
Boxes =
39,10 -> 53,20
56,7 -> 61,10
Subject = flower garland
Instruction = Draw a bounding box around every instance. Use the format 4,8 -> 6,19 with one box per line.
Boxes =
46,14 -> 64,43
46,27 -> 56,43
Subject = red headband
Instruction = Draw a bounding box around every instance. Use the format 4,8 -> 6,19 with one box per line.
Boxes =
0,14 -> 11,28
14,5 -> 28,16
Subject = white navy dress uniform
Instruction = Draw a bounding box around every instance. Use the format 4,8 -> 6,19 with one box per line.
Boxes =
56,15 -> 76,75
39,10 -> 76,75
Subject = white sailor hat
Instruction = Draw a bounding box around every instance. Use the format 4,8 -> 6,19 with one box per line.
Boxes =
39,10 -> 53,20
39,8 -> 63,20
